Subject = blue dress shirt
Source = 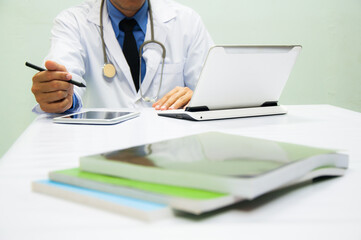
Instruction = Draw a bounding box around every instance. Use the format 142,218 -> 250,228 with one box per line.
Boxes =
68,0 -> 148,113
107,0 -> 148,82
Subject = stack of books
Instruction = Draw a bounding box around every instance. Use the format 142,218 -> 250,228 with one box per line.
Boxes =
32,132 -> 349,221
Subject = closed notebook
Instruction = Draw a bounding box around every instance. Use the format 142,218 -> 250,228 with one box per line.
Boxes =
32,180 -> 172,221
49,168 -> 239,215
79,132 -> 349,199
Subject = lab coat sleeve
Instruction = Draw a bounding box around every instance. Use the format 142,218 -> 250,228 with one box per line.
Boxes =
183,13 -> 214,91
33,8 -> 87,114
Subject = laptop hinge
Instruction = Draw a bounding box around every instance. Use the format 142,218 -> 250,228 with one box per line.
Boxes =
261,101 -> 278,107
185,106 -> 210,112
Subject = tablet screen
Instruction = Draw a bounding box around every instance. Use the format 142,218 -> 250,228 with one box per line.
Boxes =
53,110 -> 140,125
65,111 -> 133,120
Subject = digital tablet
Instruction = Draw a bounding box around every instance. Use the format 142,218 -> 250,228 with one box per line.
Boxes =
53,110 -> 140,125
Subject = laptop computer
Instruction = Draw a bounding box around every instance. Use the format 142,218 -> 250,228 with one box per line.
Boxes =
157,45 -> 302,121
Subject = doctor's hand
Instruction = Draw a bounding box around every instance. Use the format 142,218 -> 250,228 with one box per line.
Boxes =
153,86 -> 193,110
31,60 -> 74,113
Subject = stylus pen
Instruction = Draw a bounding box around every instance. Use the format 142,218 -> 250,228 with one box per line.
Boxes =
25,62 -> 86,88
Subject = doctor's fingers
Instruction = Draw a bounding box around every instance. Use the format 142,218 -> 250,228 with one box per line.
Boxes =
44,60 -> 67,72
158,87 -> 192,110
168,88 -> 193,110
32,79 -> 73,95
32,70 -> 72,84
153,87 -> 180,109
153,86 -> 186,110
35,88 -> 74,105
39,93 -> 73,113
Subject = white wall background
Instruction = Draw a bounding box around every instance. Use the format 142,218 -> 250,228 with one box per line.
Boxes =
1,0 -> 360,158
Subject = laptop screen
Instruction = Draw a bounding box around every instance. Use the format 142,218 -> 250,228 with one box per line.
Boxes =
189,45 -> 301,110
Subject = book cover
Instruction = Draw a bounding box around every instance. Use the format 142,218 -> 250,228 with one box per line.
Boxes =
32,180 -> 172,221
49,168 -> 240,215
79,132 -> 349,199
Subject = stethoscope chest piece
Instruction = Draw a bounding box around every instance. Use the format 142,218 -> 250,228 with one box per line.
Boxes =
100,0 -> 165,101
103,63 -> 116,78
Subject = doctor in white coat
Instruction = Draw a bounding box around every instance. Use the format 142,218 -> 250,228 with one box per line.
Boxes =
31,0 -> 213,113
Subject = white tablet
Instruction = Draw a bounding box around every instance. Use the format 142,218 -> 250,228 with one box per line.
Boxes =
53,110 -> 140,125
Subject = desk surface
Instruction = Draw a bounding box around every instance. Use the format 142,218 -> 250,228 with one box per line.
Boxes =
1,105 -> 361,240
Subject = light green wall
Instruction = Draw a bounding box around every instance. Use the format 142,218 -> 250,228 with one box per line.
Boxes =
178,0 -> 361,109
0,0 -> 84,159
1,0 -> 360,158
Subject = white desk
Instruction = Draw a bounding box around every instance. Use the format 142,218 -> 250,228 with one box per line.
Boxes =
1,105 -> 361,240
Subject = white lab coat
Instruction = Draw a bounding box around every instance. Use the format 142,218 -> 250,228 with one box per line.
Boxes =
36,0 -> 213,112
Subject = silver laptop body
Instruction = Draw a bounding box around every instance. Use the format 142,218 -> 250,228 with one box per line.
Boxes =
157,45 -> 302,121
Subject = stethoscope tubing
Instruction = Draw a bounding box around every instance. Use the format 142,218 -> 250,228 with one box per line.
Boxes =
100,0 -> 166,103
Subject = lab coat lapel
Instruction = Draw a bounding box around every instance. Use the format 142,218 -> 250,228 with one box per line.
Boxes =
87,0 -> 135,91
139,0 -> 176,96
140,19 -> 167,95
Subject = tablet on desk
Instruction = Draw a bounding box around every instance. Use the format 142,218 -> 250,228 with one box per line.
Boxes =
53,110 -> 140,125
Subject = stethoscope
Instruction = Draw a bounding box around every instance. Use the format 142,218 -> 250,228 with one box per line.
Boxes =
100,0 -> 166,103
